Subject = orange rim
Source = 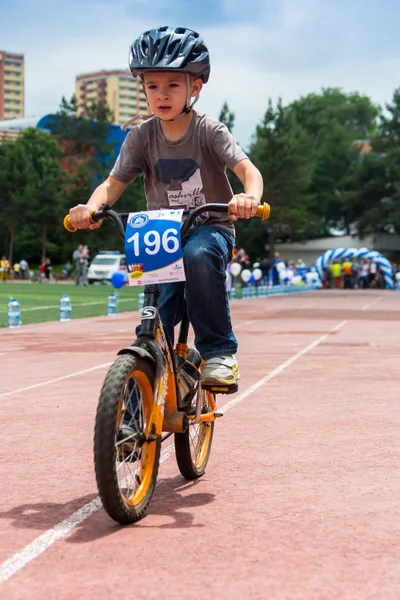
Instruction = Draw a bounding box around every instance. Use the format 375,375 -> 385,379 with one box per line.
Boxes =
117,369 -> 158,507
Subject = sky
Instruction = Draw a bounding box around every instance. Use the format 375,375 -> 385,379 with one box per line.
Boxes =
1,0 -> 400,149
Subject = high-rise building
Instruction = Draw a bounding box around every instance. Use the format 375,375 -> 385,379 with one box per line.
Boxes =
75,69 -> 149,127
0,51 -> 25,120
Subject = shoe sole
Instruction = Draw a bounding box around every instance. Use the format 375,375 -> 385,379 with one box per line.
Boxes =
202,381 -> 238,395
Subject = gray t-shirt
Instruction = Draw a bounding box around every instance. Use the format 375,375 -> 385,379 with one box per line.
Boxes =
110,110 -> 248,235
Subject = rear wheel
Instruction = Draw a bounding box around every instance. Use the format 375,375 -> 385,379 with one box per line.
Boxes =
94,354 -> 160,525
174,388 -> 215,479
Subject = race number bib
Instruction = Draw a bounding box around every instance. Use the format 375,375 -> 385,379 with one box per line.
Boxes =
124,209 -> 186,286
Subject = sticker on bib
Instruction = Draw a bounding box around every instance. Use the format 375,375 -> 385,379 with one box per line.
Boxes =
124,209 -> 185,286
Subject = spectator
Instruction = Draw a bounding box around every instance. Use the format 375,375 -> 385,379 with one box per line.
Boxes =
19,258 -> 28,280
13,261 -> 21,280
358,259 -> 369,289
64,261 -> 72,279
39,261 -> 46,283
80,245 -> 90,287
72,244 -> 84,285
351,258 -> 359,288
369,261 -> 378,287
260,256 -> 271,285
271,251 -> 281,286
44,257 -> 52,283
342,258 -> 353,289
331,260 -> 342,288
0,256 -> 10,282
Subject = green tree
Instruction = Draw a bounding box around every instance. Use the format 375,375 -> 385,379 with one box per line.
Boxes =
289,88 -> 379,145
0,138 -> 30,262
287,88 -> 381,233
219,102 -> 235,133
18,128 -> 66,261
0,129 -> 66,264
347,87 -> 400,235
246,99 -> 314,257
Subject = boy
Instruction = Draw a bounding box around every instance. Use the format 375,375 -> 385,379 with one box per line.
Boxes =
68,26 -> 264,389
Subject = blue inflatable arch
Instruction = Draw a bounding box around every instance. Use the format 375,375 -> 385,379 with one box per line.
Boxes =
315,247 -> 393,289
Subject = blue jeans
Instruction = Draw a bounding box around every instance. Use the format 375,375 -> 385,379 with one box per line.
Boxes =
156,225 -> 237,360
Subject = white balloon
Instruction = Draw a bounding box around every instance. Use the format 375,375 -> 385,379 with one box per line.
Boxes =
306,272 -> 314,283
230,262 -> 242,277
241,269 -> 252,283
279,269 -> 287,281
396,272 -> 400,281
253,262 -> 260,268
291,275 -> 302,285
276,261 -> 286,272
253,268 -> 263,281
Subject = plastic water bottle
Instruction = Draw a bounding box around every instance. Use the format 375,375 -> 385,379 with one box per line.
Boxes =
107,292 -> 117,317
138,291 -> 145,310
59,294 -> 71,322
7,298 -> 21,329
230,287 -> 236,300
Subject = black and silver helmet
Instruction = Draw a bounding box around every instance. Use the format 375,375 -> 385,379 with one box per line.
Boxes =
129,26 -> 210,83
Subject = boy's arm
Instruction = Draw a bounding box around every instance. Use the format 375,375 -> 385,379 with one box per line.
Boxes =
230,159 -> 264,221
69,176 -> 128,230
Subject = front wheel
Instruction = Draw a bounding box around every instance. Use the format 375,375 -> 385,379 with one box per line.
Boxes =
174,388 -> 215,479
94,354 -> 161,525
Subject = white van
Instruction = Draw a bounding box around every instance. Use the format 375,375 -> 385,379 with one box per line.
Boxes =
87,251 -> 127,284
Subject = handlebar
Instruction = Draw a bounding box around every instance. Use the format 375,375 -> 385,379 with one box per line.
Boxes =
63,202 -> 271,241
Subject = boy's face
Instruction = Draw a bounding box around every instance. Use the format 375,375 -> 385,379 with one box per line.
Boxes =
142,72 -> 202,120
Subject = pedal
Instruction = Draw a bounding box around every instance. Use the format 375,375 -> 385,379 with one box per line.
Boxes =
201,382 -> 238,395
214,412 -> 223,418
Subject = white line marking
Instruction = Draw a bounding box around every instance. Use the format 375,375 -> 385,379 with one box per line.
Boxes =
0,363 -> 113,399
361,296 -> 382,311
221,320 -> 346,414
0,320 -> 346,584
234,320 -> 255,330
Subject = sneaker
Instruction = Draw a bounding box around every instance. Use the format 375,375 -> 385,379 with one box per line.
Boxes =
200,355 -> 240,386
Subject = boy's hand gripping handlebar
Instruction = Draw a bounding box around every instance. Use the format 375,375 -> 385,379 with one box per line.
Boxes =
63,211 -> 98,233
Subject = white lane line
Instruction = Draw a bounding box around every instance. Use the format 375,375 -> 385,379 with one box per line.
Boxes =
0,320 -> 347,584
361,296 -> 382,311
0,363 -> 113,399
221,320 -> 346,415
301,303 -> 315,309
234,320 -> 255,330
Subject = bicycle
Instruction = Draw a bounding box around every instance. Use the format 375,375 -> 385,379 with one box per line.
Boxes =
64,201 -> 270,525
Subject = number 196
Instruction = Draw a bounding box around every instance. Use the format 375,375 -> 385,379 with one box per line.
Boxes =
127,228 -> 180,256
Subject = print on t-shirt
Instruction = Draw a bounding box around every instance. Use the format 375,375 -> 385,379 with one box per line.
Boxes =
155,158 -> 209,224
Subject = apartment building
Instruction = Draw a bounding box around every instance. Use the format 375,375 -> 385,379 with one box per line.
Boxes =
75,69 -> 149,127
0,50 -> 25,120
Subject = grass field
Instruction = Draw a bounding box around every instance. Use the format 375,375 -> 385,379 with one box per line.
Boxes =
0,282 -> 140,327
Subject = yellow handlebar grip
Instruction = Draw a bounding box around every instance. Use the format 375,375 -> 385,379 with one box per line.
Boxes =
63,211 -> 97,233
256,203 -> 271,220
63,215 -> 76,233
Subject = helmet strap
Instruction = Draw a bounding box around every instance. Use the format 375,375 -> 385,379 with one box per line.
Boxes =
121,74 -> 201,129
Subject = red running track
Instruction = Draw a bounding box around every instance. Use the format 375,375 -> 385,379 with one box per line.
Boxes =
1,289 -> 400,599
